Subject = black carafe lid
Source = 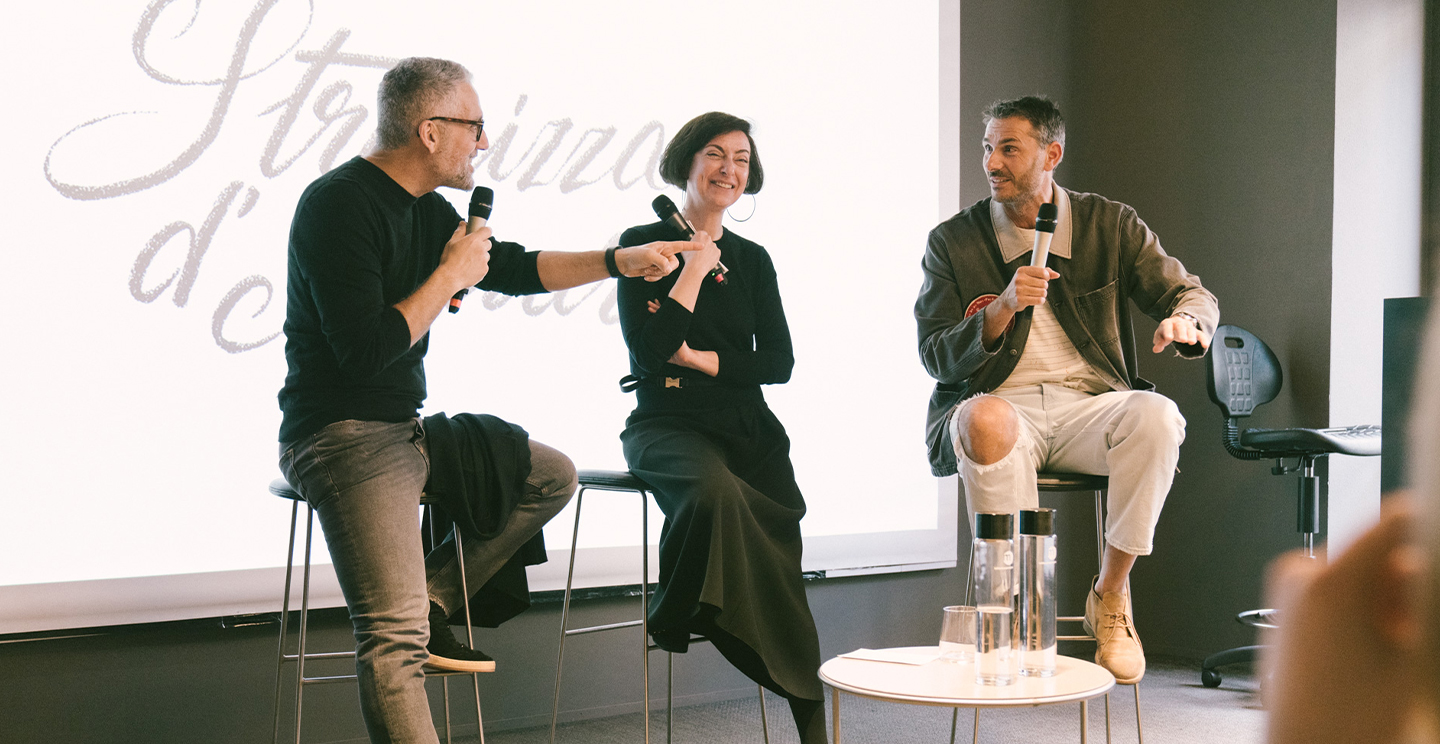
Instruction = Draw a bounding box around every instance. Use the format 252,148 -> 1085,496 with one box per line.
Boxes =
974,512 -> 1013,540
1020,508 -> 1056,536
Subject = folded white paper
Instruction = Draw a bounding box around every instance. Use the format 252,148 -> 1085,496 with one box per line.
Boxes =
839,648 -> 942,665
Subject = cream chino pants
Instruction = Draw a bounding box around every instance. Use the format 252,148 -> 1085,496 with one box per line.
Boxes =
949,384 -> 1186,556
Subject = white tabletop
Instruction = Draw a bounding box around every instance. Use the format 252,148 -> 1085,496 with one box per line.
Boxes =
820,647 -> 1115,708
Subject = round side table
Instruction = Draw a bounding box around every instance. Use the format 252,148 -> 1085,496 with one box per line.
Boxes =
820,647 -> 1116,743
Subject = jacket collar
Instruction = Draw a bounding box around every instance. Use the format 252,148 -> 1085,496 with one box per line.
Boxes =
990,184 -> 1073,263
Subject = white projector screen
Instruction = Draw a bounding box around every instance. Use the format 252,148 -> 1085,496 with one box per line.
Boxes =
0,0 -> 961,633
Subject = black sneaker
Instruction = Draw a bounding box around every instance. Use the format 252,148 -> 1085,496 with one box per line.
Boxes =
424,602 -> 496,673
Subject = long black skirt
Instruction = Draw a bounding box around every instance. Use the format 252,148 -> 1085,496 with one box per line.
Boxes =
620,403 -> 823,702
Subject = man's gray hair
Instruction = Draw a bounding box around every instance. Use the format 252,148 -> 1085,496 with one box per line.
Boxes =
376,57 -> 472,151
983,96 -> 1066,148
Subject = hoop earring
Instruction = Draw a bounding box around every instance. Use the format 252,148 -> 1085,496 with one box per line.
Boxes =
727,193 -> 757,223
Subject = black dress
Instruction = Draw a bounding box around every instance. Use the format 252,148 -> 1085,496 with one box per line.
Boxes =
616,221 -> 823,703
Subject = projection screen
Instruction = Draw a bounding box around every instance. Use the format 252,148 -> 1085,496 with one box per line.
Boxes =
0,0 -> 961,634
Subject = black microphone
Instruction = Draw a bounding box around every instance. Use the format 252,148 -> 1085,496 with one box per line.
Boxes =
651,195 -> 727,286
449,186 -> 494,314
1029,202 -> 1058,268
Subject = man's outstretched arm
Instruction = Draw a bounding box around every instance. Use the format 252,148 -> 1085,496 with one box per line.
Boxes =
535,241 -> 699,291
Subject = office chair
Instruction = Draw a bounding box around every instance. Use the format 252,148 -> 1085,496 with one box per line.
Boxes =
1198,324 -> 1380,687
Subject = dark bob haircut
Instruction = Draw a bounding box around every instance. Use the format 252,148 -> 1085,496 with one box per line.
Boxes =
659,112 -> 764,194
982,96 -> 1066,148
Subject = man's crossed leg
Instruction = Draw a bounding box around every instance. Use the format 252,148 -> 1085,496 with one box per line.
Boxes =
948,384 -> 1185,683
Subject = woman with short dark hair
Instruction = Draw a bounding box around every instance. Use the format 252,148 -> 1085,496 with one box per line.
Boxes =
614,111 -> 824,743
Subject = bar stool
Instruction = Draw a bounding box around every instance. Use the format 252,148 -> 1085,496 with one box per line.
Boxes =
1040,473 -> 1142,744
954,473 -> 1144,744
549,469 -> 769,744
268,478 -> 487,744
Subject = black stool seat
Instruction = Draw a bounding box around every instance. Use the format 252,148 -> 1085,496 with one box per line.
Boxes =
1240,425 -> 1381,456
1036,473 -> 1109,491
575,469 -> 652,492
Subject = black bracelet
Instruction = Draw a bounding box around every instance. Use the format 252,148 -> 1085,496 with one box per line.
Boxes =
604,246 -> 622,278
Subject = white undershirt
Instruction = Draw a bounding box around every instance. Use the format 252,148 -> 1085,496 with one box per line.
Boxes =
995,228 -> 1110,394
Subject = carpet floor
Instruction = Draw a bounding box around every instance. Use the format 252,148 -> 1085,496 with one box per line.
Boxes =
486,658 -> 1263,744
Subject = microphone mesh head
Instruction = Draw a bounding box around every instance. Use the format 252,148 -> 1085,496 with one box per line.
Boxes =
652,195 -> 680,219
1036,202 -> 1058,233
469,187 -> 494,220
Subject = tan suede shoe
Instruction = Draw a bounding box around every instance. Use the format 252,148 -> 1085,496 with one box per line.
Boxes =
1082,577 -> 1146,683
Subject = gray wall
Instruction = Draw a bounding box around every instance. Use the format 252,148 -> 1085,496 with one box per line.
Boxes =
959,0 -> 1348,659
1061,0 -> 1343,660
1,1 -> 1427,741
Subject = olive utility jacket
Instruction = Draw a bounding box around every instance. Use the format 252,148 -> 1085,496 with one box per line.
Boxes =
915,188 -> 1219,477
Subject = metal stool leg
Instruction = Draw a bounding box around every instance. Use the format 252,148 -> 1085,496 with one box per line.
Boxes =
441,677 -> 452,744
1133,683 -> 1143,744
271,499 -> 300,744
642,491 -> 651,744
550,487 -> 587,744
423,503 -> 485,744
757,685 -> 770,744
1097,487 -> 1147,744
294,505 -> 315,744
451,525 -> 484,744
1094,489 -> 1105,573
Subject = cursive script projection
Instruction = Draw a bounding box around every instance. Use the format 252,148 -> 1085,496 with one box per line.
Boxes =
479,94 -> 667,193
45,0 -> 668,354
44,0 -> 314,201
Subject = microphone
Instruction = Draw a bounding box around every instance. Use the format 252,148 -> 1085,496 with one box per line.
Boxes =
1029,202 -> 1058,268
651,195 -> 728,286
449,186 -> 494,314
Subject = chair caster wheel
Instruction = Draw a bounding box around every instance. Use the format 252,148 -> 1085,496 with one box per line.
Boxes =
1201,667 -> 1222,688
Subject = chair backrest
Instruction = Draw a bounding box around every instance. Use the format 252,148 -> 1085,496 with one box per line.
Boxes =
1207,324 -> 1283,418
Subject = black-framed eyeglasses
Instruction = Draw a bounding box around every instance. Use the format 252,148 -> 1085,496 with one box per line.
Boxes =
426,116 -> 485,141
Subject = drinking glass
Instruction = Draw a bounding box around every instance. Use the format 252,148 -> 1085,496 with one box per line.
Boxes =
939,605 -> 977,663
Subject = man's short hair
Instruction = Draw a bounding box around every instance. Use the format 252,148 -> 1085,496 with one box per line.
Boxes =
982,96 -> 1066,148
376,57 -> 472,151
659,112 -> 764,194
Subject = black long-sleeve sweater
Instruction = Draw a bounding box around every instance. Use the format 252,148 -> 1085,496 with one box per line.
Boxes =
278,157 -> 545,443
617,221 -> 793,412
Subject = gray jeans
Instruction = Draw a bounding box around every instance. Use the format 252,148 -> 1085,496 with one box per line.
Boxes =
279,418 -> 576,744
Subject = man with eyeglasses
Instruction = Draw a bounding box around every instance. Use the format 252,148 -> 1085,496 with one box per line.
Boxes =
276,57 -> 702,744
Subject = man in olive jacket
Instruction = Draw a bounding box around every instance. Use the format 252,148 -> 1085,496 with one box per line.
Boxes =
914,97 -> 1218,684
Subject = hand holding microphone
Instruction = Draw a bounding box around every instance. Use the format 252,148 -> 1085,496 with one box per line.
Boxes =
448,187 -> 494,314
1001,202 -> 1061,314
652,195 -> 727,285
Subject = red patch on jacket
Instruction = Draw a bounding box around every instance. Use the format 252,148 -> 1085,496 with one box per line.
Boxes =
964,294 -> 1015,334
965,294 -> 998,318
